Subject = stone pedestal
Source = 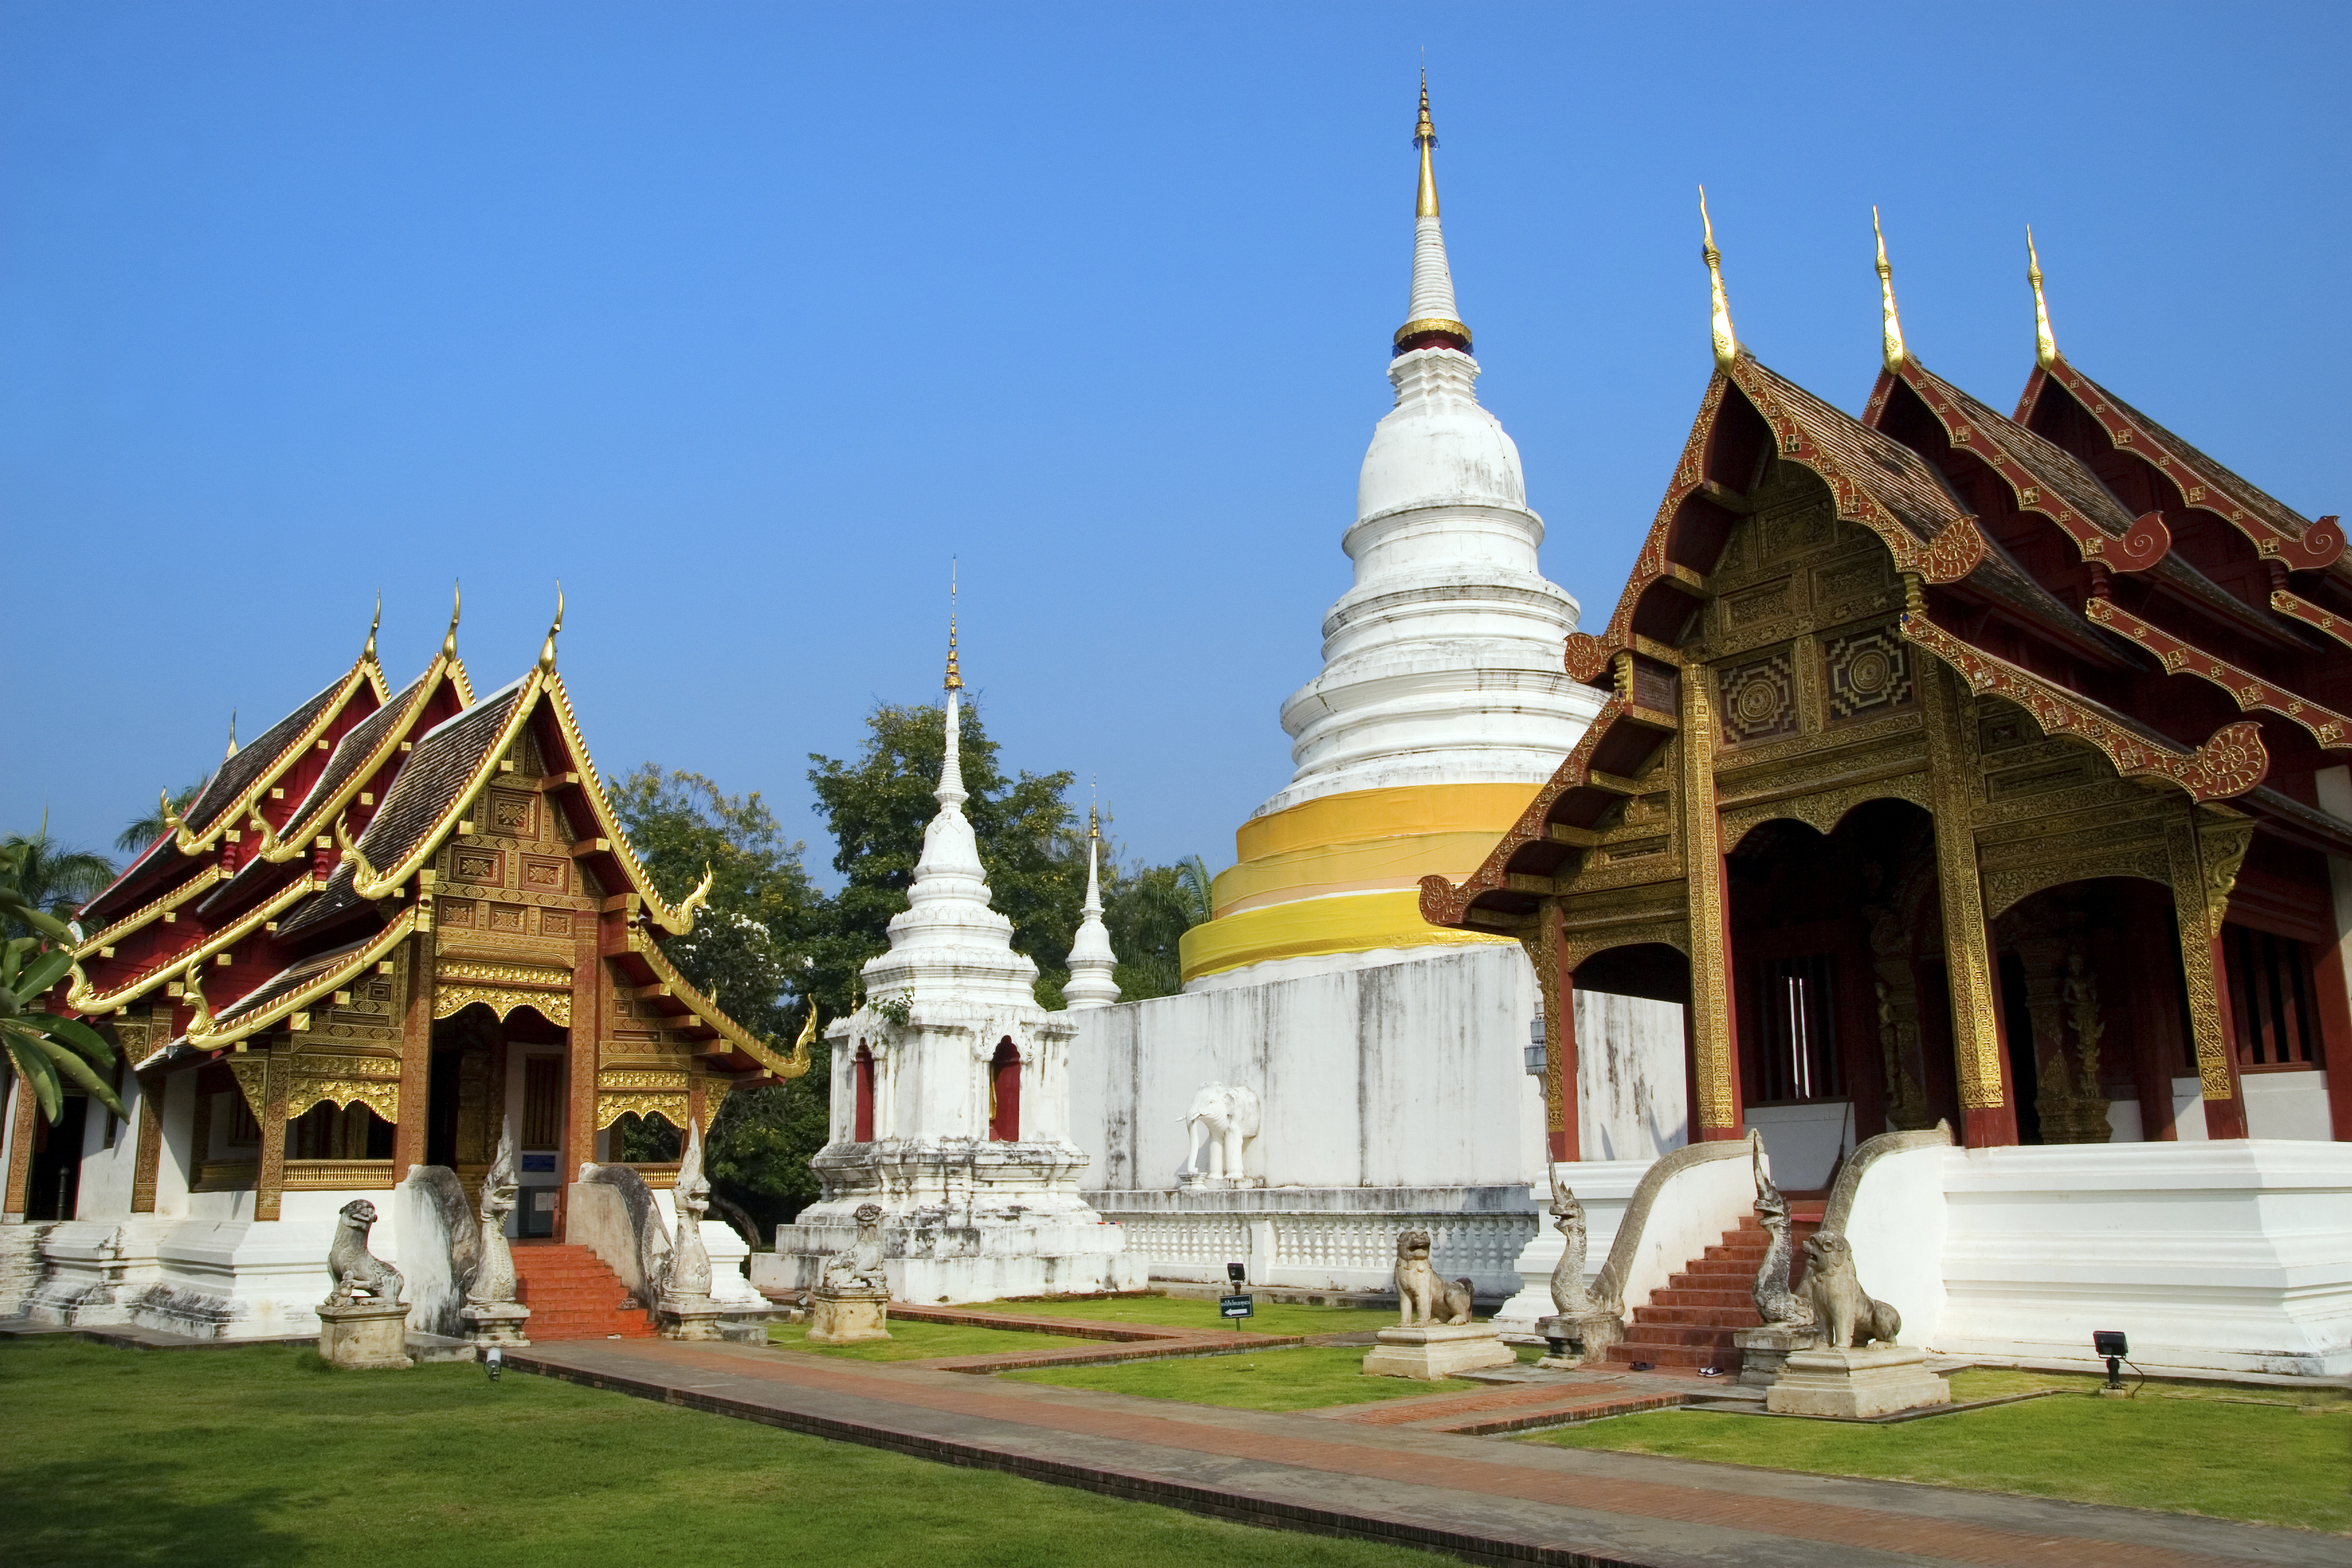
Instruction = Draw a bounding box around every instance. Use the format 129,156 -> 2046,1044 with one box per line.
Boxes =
1732,1324 -> 1816,1389
805,1285 -> 891,1344
1765,1345 -> 1950,1419
317,1301 -> 413,1370
1362,1322 -> 1518,1381
460,1300 -> 532,1347
1536,1309 -> 1622,1369
656,1292 -> 726,1342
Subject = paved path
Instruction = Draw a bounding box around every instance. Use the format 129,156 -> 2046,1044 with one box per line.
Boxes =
512,1337 -> 2337,1568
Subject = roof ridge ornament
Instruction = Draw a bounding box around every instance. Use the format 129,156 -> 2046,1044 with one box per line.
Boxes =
1873,205 -> 1908,374
2027,225 -> 2059,370
537,583 -> 564,673
1700,186 -> 1738,373
224,711 -> 239,760
443,580 -> 462,662
365,594 -> 381,663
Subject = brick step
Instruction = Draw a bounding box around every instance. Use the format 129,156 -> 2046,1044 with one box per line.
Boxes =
1616,1323 -> 1738,1349
511,1244 -> 655,1342
1651,1285 -> 1756,1305
1634,1305 -> 1762,1328
1607,1342 -> 1734,1370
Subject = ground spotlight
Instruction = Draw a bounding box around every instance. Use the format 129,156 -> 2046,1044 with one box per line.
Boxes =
483,1344 -> 504,1382
2092,1330 -> 2133,1396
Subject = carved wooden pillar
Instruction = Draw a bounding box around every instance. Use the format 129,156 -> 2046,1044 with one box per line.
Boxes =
560,914 -> 609,1236
250,1048 -> 291,1222
2166,810 -> 2253,1140
1680,677 -> 1745,1140
130,1069 -> 166,1213
1518,901 -> 1576,1163
1918,656 -> 2016,1147
3,1069 -> 35,1220
395,928 -> 437,1179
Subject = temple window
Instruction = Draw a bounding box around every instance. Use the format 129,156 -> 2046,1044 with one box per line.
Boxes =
987,1038 -> 1021,1141
853,1045 -> 875,1141
2225,924 -> 2323,1070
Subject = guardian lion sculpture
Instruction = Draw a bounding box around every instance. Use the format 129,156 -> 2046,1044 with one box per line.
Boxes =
1393,1229 -> 1473,1326
1796,1230 -> 1900,1348
326,1199 -> 405,1306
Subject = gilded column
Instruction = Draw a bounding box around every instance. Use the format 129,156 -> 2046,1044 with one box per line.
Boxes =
394,928 -> 437,1178
2166,808 -> 2253,1139
252,1048 -> 291,1223
1517,900 -> 1576,1163
1918,654 -> 2016,1146
130,1069 -> 166,1214
1679,676 -> 1744,1139
3,1070 -> 35,1219
561,911 -> 611,1233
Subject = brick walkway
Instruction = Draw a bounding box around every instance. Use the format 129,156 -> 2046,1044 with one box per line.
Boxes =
511,1337 -> 2335,1568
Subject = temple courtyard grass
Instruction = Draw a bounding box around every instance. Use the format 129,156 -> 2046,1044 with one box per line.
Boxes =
973,1291 -> 1400,1337
1524,1367 -> 2352,1535
1000,1342 -> 1540,1410
0,1337 -> 1455,1568
764,1318 -> 1099,1361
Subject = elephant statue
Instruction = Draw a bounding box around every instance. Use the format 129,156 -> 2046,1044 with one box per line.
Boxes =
1179,1082 -> 1262,1187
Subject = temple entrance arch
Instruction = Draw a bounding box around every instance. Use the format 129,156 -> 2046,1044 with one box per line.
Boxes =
429,997 -> 570,1233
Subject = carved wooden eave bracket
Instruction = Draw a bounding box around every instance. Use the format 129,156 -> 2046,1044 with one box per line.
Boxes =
2085,597 -> 2352,751
2271,587 -> 2352,655
2024,357 -> 2346,579
1898,609 -> 2268,801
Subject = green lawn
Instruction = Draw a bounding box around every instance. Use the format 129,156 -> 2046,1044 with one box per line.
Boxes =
973,1291 -> 1400,1338
1001,1343 -> 1527,1411
1525,1367 -> 2352,1535
765,1318 -> 1099,1361
0,1338 -> 1452,1568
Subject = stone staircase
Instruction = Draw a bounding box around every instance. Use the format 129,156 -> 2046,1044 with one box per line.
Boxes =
511,1244 -> 656,1341
1604,1202 -> 1822,1376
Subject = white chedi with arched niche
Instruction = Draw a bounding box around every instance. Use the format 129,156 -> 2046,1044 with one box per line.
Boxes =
754,652 -> 1139,1304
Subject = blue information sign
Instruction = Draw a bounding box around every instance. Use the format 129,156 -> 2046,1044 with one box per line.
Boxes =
1219,1293 -> 1254,1318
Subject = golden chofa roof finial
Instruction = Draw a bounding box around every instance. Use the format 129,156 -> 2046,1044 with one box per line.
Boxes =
442,579 -> 462,661
1699,186 -> 1738,373
365,593 -> 381,662
1873,205 -> 1908,374
537,583 -> 564,673
2027,224 -> 2059,369
944,560 -> 962,691
224,710 -> 239,759
1414,70 -> 1438,219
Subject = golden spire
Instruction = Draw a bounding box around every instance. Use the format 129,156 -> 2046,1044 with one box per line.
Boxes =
1414,70 -> 1439,219
442,580 -> 462,661
224,710 -> 239,759
944,561 -> 962,691
365,594 -> 381,662
1699,186 -> 1738,373
1873,205 -> 1907,373
2027,225 -> 2059,369
537,583 -> 565,672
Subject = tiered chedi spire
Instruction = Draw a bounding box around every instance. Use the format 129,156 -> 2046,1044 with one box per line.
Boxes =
1255,77 -> 1602,818
1063,806 -> 1121,1009
856,619 -> 1040,1011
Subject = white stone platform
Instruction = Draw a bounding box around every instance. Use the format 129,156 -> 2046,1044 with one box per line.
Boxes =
1362,1321 -> 1518,1381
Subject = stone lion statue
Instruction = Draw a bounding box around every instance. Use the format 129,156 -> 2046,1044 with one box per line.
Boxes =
326,1199 -> 405,1306
1797,1230 -> 1900,1348
822,1202 -> 890,1292
1179,1082 -> 1262,1185
1393,1229 -> 1473,1326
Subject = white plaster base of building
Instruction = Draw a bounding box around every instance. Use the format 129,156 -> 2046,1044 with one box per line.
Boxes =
1086,1185 -> 1537,1297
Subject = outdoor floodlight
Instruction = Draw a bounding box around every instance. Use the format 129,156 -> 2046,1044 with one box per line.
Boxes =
1525,1015 -> 1547,1077
2092,1330 -> 2128,1393
1226,1262 -> 1246,1285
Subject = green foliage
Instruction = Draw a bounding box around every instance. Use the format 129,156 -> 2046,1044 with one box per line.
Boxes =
975,1293 -> 1397,1337
767,1318 -> 1097,1361
1,822 -> 115,942
0,1337 -> 1453,1568
115,781 -> 203,855
1104,852 -> 1214,1001
1003,1344 -> 1498,1411
807,699 -> 1083,1010
1525,1367 -> 2351,1534
1,838 -> 124,1125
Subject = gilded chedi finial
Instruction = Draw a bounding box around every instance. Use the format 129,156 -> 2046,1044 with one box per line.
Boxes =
2027,225 -> 2059,370
443,580 -> 462,661
538,583 -> 564,673
1700,186 -> 1738,373
1414,71 -> 1438,219
1394,75 -> 1469,354
1873,205 -> 1907,374
944,564 -> 962,691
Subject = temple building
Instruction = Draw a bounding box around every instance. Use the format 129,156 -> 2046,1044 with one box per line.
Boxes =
2,598 -> 803,1337
1420,207 -> 2351,1374
757,631 -> 1139,1303
1068,83 -> 1684,1298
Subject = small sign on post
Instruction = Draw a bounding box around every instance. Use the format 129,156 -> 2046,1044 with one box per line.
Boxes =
1219,1293 -> 1255,1320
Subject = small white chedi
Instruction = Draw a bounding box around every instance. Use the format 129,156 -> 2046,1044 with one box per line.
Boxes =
756,626 -> 1140,1304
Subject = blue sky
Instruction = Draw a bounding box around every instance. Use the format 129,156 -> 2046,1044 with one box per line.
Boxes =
5,3 -> 2343,885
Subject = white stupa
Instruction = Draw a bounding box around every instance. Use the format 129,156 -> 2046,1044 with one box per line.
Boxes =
757,622 -> 1140,1304
1063,807 -> 1122,1010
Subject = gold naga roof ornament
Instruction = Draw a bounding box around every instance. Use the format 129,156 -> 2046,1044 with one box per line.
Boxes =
537,583 -> 565,673
364,593 -> 381,663
672,863 -> 714,933
775,1003 -> 819,1077
2027,225 -> 2059,370
1873,205 -> 1908,374
1699,186 -> 1738,372
442,579 -> 462,661
244,803 -> 281,856
333,808 -> 387,897
180,957 -> 216,1038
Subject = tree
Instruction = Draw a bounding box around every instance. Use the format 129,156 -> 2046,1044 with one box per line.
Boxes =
807,699 -> 1083,1011
117,782 -> 204,855
1105,852 -> 1215,1000
1,842 -> 124,1125
1,820 -> 115,942
608,765 -> 832,1236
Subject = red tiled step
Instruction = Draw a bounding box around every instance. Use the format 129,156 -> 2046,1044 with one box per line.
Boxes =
511,1244 -> 657,1341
